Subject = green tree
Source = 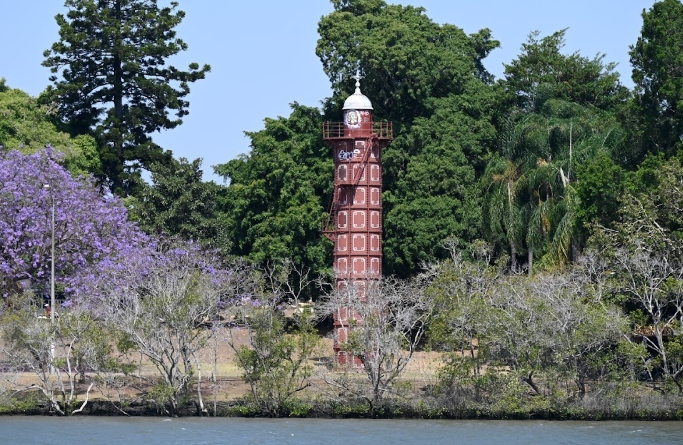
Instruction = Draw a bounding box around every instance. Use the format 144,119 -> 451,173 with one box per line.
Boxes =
43,0 -> 210,195
574,151 -> 625,238
481,109 -> 537,272
224,262 -> 319,417
214,103 -> 331,276
317,0 -> 498,124
503,29 -> 629,113
630,0 -> 683,158
127,157 -> 227,249
489,30 -> 630,271
230,301 -> 318,417
317,0 -> 500,276
383,86 -> 499,277
0,79 -> 100,176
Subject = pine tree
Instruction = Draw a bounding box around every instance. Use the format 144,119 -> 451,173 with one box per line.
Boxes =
43,0 -> 210,195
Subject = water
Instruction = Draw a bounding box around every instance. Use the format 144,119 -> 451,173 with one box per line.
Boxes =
0,417 -> 681,445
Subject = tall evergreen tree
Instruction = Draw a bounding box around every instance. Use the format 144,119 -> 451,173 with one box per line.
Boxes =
630,0 -> 683,159
316,0 -> 500,276
43,0 -> 210,195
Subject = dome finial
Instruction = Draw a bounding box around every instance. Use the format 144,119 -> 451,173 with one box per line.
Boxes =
352,68 -> 364,94
343,65 -> 372,110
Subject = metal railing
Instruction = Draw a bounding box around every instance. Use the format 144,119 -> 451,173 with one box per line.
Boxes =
322,121 -> 393,139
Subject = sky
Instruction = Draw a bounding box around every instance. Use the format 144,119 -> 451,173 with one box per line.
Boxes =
0,0 -> 656,183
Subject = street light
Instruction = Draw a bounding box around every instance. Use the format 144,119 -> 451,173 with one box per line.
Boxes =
43,184 -> 56,323
43,184 -> 56,375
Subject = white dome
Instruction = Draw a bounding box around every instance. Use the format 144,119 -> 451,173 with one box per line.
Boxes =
343,77 -> 373,110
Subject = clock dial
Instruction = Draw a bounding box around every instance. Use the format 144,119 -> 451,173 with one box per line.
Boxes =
345,110 -> 361,128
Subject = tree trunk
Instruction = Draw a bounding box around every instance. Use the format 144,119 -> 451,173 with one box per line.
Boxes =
528,249 -> 533,276
521,371 -> 542,395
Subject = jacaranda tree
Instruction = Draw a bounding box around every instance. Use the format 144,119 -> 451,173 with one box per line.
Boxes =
0,147 -> 146,302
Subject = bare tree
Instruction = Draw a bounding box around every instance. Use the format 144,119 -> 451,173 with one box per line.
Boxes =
481,269 -> 627,398
595,200 -> 683,389
317,274 -> 435,414
224,259 -> 319,417
79,239 -> 235,415
1,298 -> 105,415
427,241 -> 504,402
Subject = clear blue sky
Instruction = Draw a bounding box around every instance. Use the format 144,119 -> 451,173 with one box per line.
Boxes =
0,0 -> 655,182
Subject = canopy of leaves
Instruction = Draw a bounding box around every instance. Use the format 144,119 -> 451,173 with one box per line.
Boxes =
317,0 -> 498,124
0,80 -> 100,176
482,28 -> 631,272
630,0 -> 683,158
0,148 -> 146,301
43,0 -> 210,195
214,103 -> 331,276
127,157 -> 227,250
503,29 -> 629,113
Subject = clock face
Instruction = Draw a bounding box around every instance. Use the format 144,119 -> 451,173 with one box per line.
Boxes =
345,110 -> 361,128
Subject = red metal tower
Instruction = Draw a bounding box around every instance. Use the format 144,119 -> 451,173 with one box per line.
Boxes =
323,73 -> 393,365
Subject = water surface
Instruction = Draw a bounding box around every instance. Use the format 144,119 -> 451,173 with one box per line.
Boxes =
1,417 -> 681,445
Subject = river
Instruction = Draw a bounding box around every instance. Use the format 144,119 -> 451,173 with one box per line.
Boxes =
1,417 -> 682,444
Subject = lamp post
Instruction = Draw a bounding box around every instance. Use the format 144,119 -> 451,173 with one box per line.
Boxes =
43,184 -> 56,374
43,184 -> 55,323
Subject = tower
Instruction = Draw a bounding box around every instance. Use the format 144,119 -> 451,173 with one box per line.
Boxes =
323,73 -> 393,365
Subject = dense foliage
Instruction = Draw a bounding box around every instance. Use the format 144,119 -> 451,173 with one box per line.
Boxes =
43,0 -> 210,195
0,79 -> 100,176
0,148 -> 146,301
127,157 -> 227,250
214,103 -> 331,277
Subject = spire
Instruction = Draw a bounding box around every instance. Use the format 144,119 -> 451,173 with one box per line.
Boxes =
343,67 -> 372,110
352,69 -> 364,95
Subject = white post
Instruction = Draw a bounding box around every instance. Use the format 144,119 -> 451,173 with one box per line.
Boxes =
44,184 -> 56,374
50,193 -> 55,324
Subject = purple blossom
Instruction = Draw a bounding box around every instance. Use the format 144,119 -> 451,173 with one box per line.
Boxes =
0,148 -> 147,298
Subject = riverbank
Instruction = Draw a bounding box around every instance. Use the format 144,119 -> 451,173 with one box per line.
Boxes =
4,368 -> 683,421
3,336 -> 683,420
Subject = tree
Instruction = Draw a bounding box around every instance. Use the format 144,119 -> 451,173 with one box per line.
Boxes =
72,238 -> 236,415
481,153 -> 529,273
318,274 -> 434,414
591,160 -> 683,390
214,103 -> 331,278
0,79 -> 100,176
317,0 -> 498,123
427,240 -> 503,405
43,0 -> 210,195
0,148 -> 146,302
494,28 -> 630,271
1,298 -> 115,415
127,157 -> 227,249
225,260 -> 319,417
382,86 -> 499,277
503,29 -> 629,113
630,0 -> 683,158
